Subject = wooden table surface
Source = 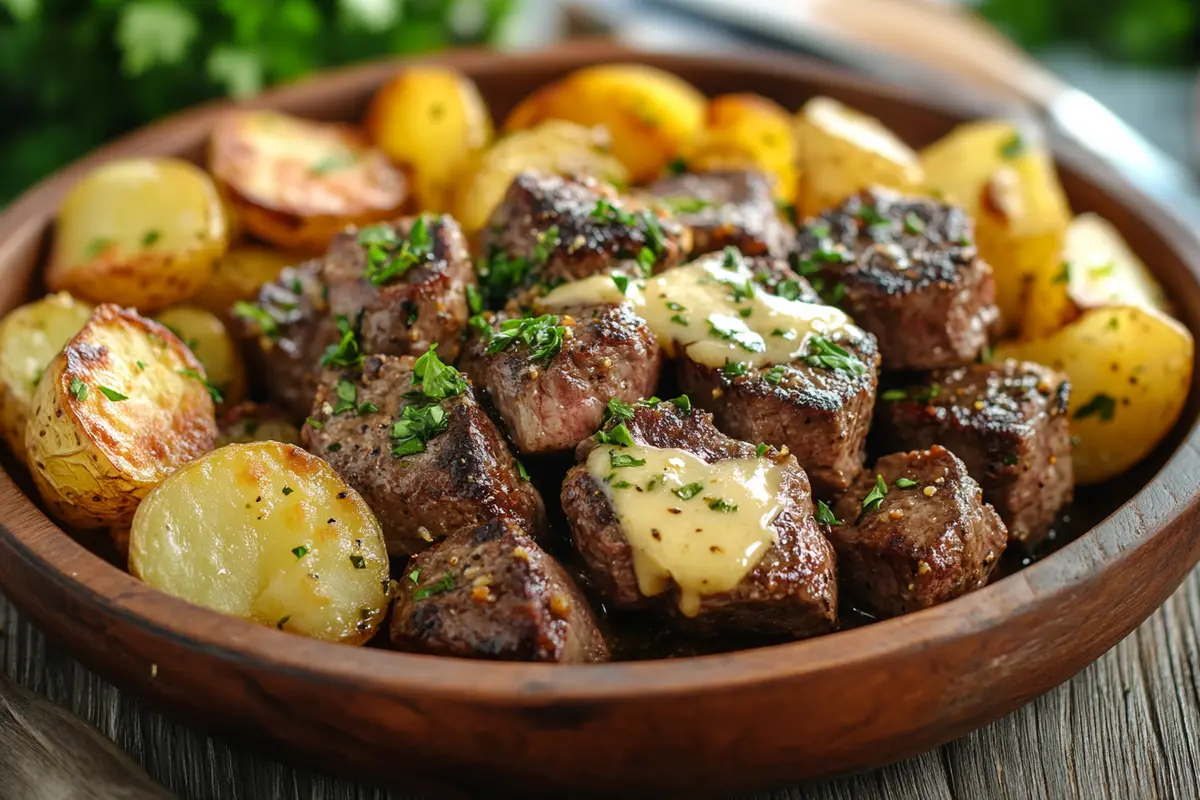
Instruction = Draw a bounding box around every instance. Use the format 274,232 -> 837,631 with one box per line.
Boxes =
3,566 -> 1196,800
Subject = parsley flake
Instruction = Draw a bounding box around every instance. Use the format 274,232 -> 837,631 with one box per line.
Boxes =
816,500 -> 841,526
291,544 -> 310,559
707,498 -> 738,513
805,336 -> 866,376
412,572 -> 455,600
862,474 -> 888,512
1074,393 -> 1117,422
673,482 -> 704,500
894,477 -> 918,489
485,314 -> 565,362
68,377 -> 87,402
596,423 -> 635,447
98,386 -> 128,402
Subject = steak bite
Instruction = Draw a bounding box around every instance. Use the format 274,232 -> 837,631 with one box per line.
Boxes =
794,187 -> 999,370
560,399 -> 838,639
234,259 -> 337,418
478,171 -> 689,304
302,349 -> 545,556
829,445 -> 1008,618
322,214 -> 474,361
646,170 -> 795,258
390,517 -> 608,663
874,359 -> 1073,549
461,304 -> 662,454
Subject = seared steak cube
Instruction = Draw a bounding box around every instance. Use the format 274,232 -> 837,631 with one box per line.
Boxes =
461,304 -> 662,454
234,259 -> 336,418
322,214 -> 474,361
794,188 -> 999,369
874,359 -> 1073,548
479,171 -> 688,304
829,445 -> 1008,618
560,399 -> 838,639
678,326 -> 880,497
391,517 -> 608,663
646,170 -> 794,258
302,351 -> 545,555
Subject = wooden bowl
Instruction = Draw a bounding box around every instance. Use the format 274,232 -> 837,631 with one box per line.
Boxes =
1,44 -> 1198,797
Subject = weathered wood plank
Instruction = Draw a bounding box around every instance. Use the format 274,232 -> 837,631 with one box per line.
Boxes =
5,566 -> 1200,800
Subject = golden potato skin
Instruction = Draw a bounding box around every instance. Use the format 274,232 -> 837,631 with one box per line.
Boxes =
453,120 -> 629,234
190,245 -> 299,320
208,110 -> 408,253
365,66 -> 494,213
794,96 -> 923,218
502,64 -> 706,183
685,93 -> 797,202
0,292 -> 93,463
46,158 -> 230,311
25,305 -> 217,529
215,402 -> 301,447
155,306 -> 247,407
129,442 -> 390,644
996,306 -> 1194,485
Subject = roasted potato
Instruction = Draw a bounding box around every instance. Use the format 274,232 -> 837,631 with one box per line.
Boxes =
129,441 -> 390,644
794,96 -> 923,218
216,402 -> 302,447
155,306 -> 246,407
502,64 -> 706,183
453,120 -> 629,234
683,93 -> 797,203
995,305 -> 1194,485
1022,212 -> 1169,339
25,305 -> 217,529
208,110 -> 408,253
365,65 -> 494,213
0,292 -> 94,463
46,158 -> 230,311
921,121 -> 1072,332
190,245 -> 299,320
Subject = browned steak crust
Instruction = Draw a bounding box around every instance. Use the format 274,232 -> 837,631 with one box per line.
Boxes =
646,170 -> 795,258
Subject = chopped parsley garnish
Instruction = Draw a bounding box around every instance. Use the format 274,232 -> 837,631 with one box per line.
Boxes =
659,196 -> 710,214
707,498 -> 738,513
612,274 -> 631,295
590,199 -> 668,256
666,301 -> 685,312
349,555 -> 367,569
466,284 -> 483,316
673,482 -> 704,500
979,345 -> 995,365
141,229 -> 162,247
1052,261 -> 1071,284
310,152 -> 356,174
903,213 -> 925,235
232,301 -> 280,339
135,360 -> 146,371
291,544 -> 310,559
68,377 -> 88,402
516,459 -> 530,482
390,403 -> 449,457
357,401 -> 379,415
821,282 -> 847,305
84,237 -> 113,258
804,336 -> 866,376
666,156 -> 689,174
320,314 -> 363,368
407,569 -> 420,584
862,474 -> 888,512
326,442 -> 342,452
815,500 -> 841,526
98,386 -> 127,402
722,246 -> 742,270
708,319 -> 764,353
763,365 -> 787,384
478,250 -> 533,305
1074,392 -> 1117,422
276,616 -> 291,630
636,247 -> 656,276
739,307 -> 753,318
596,423 -> 636,447
671,395 -> 691,412
894,477 -> 918,489
605,398 -> 636,424
670,313 -> 689,326
610,450 -> 646,469
485,314 -> 565,362
332,379 -> 358,414
532,225 -> 560,266
755,443 -> 769,458
1003,455 -> 1020,466
359,218 -> 431,287
809,223 -> 831,239
410,345 -> 467,400
412,571 -> 455,600
1000,132 -> 1026,159
881,388 -> 909,401
1089,261 -> 1116,278
305,417 -> 324,431
177,368 -> 223,404
857,204 -> 889,228
282,486 -> 294,496
776,279 -> 803,301
722,361 -> 748,378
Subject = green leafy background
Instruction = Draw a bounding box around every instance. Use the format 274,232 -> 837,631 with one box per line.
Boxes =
0,0 -> 512,203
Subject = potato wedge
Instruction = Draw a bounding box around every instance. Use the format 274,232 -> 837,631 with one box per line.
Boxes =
365,65 -> 494,213
684,93 -> 797,202
0,292 -> 93,463
26,305 -> 217,529
208,110 -> 408,253
190,245 -> 299,320
453,120 -> 629,234
155,307 -> 247,407
921,121 -> 1071,331
46,158 -> 230,311
995,305 -> 1194,485
1023,212 -> 1170,338
216,402 -> 301,447
129,441 -> 390,644
794,96 -> 923,218
502,64 -> 706,183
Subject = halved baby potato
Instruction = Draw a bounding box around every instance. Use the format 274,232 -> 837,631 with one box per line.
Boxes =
502,63 -> 706,183
995,305 -> 1194,485
208,110 -> 408,253
216,402 -> 302,447
25,305 -> 217,529
190,245 -> 299,320
46,158 -> 230,311
684,93 -> 798,202
155,306 -> 247,407
1022,212 -> 1169,339
365,65 -> 494,213
794,96 -> 924,218
0,292 -> 94,463
129,441 -> 390,644
454,120 -> 629,234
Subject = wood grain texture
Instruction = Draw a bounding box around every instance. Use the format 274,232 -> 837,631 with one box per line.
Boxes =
1,578 -> 1182,799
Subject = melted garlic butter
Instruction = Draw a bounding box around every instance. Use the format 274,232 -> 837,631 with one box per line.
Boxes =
587,444 -> 786,616
540,254 -> 852,368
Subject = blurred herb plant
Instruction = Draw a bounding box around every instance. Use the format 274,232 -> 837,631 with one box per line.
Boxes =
0,0 -> 513,202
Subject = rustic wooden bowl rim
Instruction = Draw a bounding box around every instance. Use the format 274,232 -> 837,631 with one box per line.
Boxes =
1,45 -> 1198,705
